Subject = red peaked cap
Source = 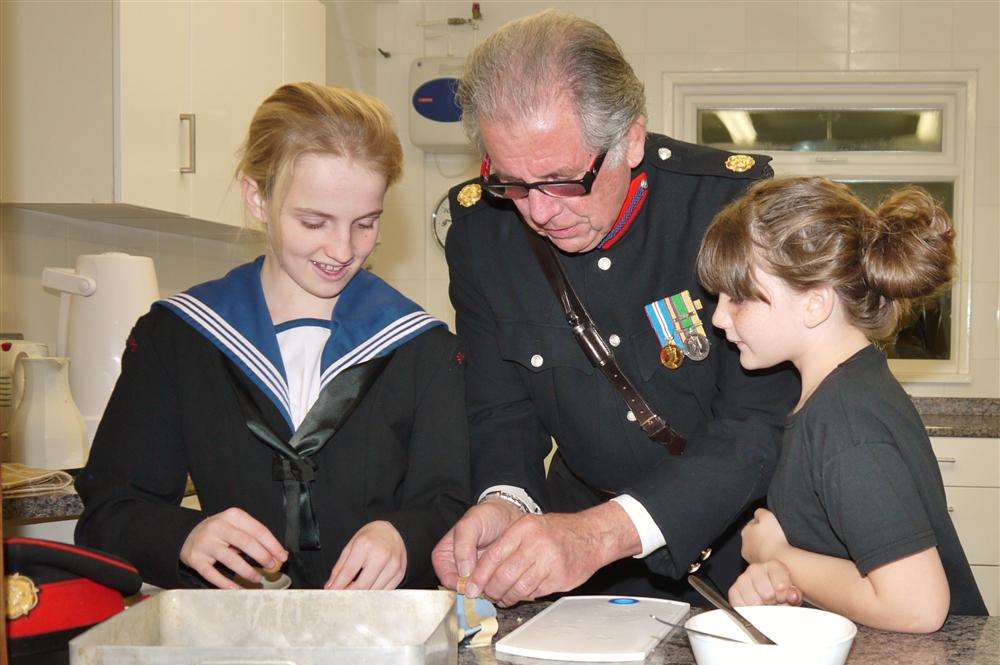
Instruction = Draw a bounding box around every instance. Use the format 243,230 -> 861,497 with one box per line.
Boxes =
4,538 -> 142,665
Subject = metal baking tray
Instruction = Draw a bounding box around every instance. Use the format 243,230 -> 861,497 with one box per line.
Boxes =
70,589 -> 457,664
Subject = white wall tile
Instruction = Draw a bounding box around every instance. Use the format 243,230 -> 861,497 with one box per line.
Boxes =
747,2 -> 799,53
2,213 -> 70,347
595,2 -> 647,54
952,51 -> 999,130
389,0 -> 425,57
798,1 -> 849,52
326,0 -> 378,93
643,1 -> 698,54
900,1 -> 953,53
424,277 -> 455,330
967,362 -> 1000,397
952,1 -> 999,53
383,277 -> 426,307
970,281 -> 999,360
797,51 -> 849,70
426,223 -> 450,280
116,225 -> 158,258
974,125 -> 998,206
746,52 -> 798,71
2,208 -> 67,240
155,232 -> 197,297
899,51 -> 953,70
970,206 -> 999,283
693,52 -> 746,72
849,1 -> 900,53
368,204 -> 426,281
64,217 -> 119,248
690,2 -> 748,53
849,51 -> 900,70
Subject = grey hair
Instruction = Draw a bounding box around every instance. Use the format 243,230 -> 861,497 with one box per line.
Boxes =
457,9 -> 646,157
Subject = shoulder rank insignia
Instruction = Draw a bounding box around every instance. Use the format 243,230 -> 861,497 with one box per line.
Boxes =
5,573 -> 39,620
645,291 -> 710,369
457,183 -> 482,207
725,154 -> 755,173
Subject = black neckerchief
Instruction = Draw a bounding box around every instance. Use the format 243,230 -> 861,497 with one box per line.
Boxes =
224,353 -> 394,551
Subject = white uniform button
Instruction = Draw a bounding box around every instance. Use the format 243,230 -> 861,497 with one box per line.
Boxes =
530,354 -> 544,368
597,257 -> 612,271
609,334 -> 621,347
626,410 -> 637,422
658,147 -> 672,161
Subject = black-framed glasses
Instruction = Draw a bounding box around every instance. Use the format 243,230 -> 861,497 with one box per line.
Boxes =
480,152 -> 607,200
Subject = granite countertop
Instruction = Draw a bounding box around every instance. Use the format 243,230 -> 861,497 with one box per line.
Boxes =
4,400 -> 996,522
3,477 -> 195,523
3,487 -> 82,522
460,604 -> 999,665
912,397 -> 999,438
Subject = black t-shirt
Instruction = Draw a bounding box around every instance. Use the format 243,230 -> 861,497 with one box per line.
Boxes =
768,345 -> 986,615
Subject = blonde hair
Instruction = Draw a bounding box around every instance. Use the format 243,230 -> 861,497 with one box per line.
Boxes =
235,82 -> 403,235
457,9 -> 645,156
696,177 -> 955,340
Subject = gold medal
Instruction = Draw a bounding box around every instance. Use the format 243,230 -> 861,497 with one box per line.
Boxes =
659,344 -> 684,369
5,573 -> 39,620
457,183 -> 482,207
725,154 -> 755,173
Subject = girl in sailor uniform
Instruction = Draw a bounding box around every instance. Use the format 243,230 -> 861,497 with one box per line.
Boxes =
75,83 -> 470,591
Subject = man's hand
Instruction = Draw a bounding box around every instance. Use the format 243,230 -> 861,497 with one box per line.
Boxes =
740,508 -> 789,564
432,499 -> 524,590
728,560 -> 802,607
465,501 -> 641,607
325,520 -> 407,590
180,507 -> 288,589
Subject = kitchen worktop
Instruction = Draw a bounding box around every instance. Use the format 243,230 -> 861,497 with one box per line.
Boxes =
4,400 -> 996,522
911,397 -> 999,438
461,604 -> 999,665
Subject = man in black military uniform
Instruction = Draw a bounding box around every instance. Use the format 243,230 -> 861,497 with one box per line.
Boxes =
431,10 -> 799,607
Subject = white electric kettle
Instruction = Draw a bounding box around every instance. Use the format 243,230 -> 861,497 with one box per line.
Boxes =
42,253 -> 160,444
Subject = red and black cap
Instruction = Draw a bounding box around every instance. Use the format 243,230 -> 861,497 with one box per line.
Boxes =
5,537 -> 142,665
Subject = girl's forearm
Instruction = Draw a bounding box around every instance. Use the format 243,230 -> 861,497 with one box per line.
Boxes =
771,545 -> 948,633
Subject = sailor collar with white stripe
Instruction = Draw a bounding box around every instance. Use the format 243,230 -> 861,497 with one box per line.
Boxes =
158,256 -> 444,430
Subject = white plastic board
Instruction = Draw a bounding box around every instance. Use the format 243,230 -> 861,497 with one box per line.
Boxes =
494,595 -> 690,662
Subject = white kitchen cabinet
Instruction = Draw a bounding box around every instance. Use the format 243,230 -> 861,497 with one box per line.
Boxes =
931,437 -> 1000,615
1,0 -> 326,237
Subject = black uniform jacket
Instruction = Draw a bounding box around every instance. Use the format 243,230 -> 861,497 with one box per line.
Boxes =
446,133 -> 799,592
75,307 -> 470,590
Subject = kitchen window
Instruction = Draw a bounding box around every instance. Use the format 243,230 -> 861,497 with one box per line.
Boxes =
664,72 -> 977,383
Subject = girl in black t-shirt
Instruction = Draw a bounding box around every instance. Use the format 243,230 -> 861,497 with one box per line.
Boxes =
695,176 -> 986,632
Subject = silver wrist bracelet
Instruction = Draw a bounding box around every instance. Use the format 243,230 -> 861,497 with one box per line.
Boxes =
479,490 -> 530,514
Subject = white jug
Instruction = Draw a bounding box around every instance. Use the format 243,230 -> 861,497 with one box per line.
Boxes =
0,341 -> 49,441
42,253 -> 159,443
9,357 -> 87,470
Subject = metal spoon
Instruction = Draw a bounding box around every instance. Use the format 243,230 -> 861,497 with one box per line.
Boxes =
687,574 -> 776,645
649,614 -> 749,644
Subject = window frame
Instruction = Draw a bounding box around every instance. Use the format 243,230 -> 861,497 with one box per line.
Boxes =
663,71 -> 978,384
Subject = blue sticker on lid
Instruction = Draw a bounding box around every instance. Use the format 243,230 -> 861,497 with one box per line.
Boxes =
608,598 -> 639,605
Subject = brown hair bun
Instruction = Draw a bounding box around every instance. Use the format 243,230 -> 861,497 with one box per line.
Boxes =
863,187 -> 955,301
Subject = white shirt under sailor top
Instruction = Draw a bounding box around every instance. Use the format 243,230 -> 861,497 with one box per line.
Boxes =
275,319 -> 331,430
157,258 -> 444,436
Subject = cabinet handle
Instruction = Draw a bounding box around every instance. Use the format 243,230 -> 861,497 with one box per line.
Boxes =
936,457 -> 957,464
180,113 -> 196,173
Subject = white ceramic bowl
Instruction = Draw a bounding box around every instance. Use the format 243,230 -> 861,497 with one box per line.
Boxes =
685,606 -> 857,665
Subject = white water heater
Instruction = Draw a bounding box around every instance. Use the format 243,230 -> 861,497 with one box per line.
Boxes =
409,57 -> 474,153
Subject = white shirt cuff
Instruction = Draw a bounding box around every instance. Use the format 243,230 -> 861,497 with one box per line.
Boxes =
611,494 -> 666,558
478,485 -> 542,515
